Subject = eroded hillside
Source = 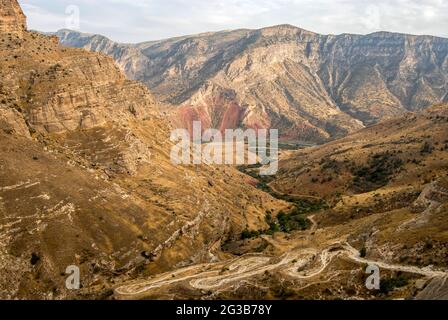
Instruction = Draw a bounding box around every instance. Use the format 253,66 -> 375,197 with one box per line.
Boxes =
0,0 -> 286,299
113,106 -> 448,300
270,105 -> 448,286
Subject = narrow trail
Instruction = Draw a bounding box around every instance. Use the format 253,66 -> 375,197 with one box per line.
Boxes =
342,242 -> 446,277
308,214 -> 318,232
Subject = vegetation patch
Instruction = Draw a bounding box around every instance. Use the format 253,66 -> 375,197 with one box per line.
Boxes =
380,276 -> 409,294
238,164 -> 327,238
352,152 -> 403,192
265,211 -> 310,234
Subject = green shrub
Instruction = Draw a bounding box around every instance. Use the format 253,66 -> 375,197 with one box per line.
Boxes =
360,247 -> 367,258
241,229 -> 261,240
380,276 -> 408,294
241,229 -> 252,239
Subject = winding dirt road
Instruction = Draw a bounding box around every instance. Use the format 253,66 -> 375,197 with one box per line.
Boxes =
115,176 -> 447,299
114,240 -> 447,299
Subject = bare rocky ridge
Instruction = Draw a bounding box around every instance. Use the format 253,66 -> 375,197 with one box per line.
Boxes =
0,0 -> 286,299
55,30 -> 151,85
56,26 -> 448,142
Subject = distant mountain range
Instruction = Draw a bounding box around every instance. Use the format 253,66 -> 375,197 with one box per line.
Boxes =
55,26 -> 448,142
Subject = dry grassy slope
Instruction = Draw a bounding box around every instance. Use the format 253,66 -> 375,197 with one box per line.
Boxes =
272,104 -> 448,268
273,104 -> 448,198
57,26 -> 448,143
0,2 -> 286,299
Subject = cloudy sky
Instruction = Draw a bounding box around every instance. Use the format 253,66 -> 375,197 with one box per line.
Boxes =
19,0 -> 448,43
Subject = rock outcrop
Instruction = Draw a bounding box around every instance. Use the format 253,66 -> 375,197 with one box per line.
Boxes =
412,178 -> 448,213
1,30 -> 160,136
0,0 -> 26,35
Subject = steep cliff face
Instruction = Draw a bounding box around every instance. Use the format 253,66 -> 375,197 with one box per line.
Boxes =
0,0 -> 26,35
57,26 -> 448,142
1,29 -> 159,135
317,32 -> 448,123
56,29 -> 151,82
0,1 -> 286,299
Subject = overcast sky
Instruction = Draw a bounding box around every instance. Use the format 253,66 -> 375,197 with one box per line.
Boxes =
19,0 -> 448,43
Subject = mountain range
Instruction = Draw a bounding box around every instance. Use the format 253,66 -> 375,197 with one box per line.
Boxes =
56,26 -> 448,142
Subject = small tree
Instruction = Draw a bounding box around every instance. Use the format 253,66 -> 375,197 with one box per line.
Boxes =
360,247 -> 367,258
241,229 -> 251,240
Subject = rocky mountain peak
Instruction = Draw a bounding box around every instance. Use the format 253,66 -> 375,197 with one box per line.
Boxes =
260,24 -> 315,34
0,0 -> 27,35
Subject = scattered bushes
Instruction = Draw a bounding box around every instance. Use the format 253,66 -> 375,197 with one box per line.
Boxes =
241,209 -> 312,239
276,211 -> 310,232
241,229 -> 261,240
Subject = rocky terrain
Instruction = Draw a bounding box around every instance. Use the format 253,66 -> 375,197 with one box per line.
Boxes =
0,0 -> 286,299
268,105 -> 448,297
112,105 -> 448,301
56,26 -> 448,142
1,0 -> 447,301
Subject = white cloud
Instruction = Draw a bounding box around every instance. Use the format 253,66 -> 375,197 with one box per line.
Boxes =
18,0 -> 448,43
